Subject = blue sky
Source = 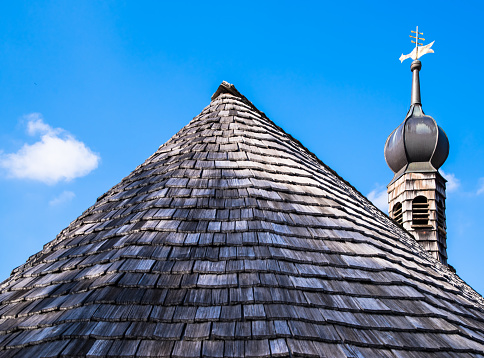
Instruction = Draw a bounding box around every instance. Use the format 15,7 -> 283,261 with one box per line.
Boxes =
0,1 -> 483,294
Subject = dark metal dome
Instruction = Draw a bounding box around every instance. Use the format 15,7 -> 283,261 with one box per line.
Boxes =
385,59 -> 449,179
385,104 -> 449,175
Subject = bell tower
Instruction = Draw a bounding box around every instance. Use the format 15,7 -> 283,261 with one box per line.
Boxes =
385,28 -> 450,265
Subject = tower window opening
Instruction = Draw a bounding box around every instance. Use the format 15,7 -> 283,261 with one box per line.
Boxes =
437,199 -> 446,235
392,202 -> 403,225
412,196 -> 429,226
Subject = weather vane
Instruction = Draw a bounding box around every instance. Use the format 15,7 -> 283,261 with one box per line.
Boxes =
399,26 -> 435,63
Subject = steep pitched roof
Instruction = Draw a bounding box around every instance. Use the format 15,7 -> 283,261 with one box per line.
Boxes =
0,82 -> 483,357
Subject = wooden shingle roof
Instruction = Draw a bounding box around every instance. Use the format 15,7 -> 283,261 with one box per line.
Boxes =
0,82 -> 483,357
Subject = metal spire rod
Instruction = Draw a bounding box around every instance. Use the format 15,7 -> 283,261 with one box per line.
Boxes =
399,27 -> 435,106
411,60 -> 422,105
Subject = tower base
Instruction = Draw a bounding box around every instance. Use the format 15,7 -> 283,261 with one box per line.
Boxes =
387,171 -> 448,265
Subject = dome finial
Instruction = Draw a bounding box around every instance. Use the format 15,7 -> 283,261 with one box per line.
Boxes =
410,60 -> 422,106
399,27 -> 435,108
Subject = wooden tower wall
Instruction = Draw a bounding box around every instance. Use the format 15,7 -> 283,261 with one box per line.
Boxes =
388,171 -> 448,265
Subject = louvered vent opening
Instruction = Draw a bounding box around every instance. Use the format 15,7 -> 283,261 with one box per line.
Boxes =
437,199 -> 446,235
392,202 -> 403,225
412,196 -> 429,226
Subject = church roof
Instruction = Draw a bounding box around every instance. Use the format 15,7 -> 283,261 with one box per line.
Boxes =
0,81 -> 483,357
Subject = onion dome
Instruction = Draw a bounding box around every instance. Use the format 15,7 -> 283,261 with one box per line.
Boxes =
384,60 -> 449,180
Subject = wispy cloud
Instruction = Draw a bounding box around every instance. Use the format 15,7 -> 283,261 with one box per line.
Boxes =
49,191 -> 76,206
25,113 -> 55,136
367,185 -> 388,212
0,114 -> 100,184
440,170 -> 460,193
477,178 -> 484,195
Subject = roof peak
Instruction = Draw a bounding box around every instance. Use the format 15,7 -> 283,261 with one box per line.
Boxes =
210,81 -> 269,121
211,81 -> 243,101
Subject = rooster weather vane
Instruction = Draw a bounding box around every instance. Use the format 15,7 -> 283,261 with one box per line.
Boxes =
399,26 -> 434,63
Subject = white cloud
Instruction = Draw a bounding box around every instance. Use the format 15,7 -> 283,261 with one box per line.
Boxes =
0,114 -> 100,184
49,191 -> 76,206
25,113 -> 55,136
440,170 -> 460,193
477,178 -> 484,195
367,186 -> 388,212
